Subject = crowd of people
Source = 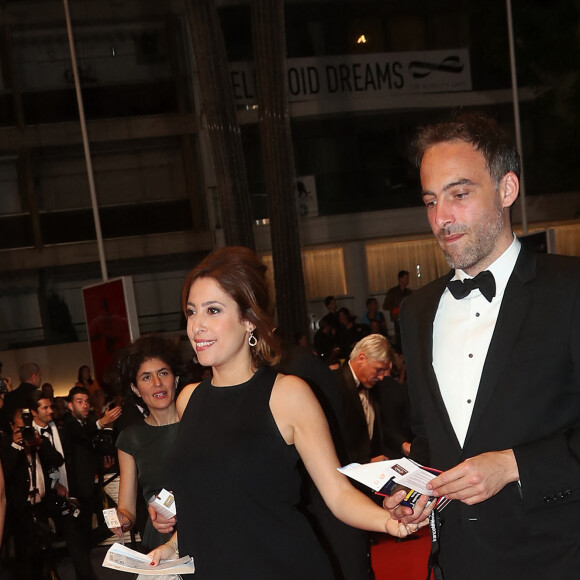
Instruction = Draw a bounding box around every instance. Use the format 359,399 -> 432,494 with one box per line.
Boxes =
0,112 -> 578,580
0,361 -> 123,578
312,283 -> 409,367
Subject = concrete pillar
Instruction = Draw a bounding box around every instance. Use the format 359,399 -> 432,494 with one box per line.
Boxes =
342,240 -> 370,321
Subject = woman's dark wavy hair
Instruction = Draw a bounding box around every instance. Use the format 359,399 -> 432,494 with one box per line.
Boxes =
181,246 -> 281,368
413,111 -> 521,188
116,335 -> 185,409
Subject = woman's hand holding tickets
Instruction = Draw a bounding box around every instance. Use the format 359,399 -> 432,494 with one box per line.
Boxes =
383,489 -> 433,531
147,537 -> 179,566
148,503 -> 177,534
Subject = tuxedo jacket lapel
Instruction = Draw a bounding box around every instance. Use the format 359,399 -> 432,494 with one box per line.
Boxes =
464,245 -> 537,446
340,364 -> 368,428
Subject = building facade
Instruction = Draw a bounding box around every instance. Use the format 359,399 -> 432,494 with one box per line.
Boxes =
0,0 -> 578,358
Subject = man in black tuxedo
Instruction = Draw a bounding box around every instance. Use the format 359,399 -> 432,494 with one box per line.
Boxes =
335,334 -> 391,465
32,391 -> 97,580
1,406 -> 63,578
331,334 -> 391,580
62,386 -> 121,565
390,113 -> 580,580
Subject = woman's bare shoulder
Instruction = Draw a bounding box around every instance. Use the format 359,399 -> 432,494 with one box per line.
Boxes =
272,372 -> 315,404
176,382 -> 201,417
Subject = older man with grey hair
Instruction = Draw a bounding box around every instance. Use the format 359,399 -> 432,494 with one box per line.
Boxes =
329,334 -> 393,580
336,333 -> 392,466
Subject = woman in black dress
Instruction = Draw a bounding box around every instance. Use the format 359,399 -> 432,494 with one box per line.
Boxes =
148,246 -> 429,578
115,336 -> 184,550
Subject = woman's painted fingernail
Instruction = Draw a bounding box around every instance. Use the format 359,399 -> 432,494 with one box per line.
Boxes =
150,562 -> 156,566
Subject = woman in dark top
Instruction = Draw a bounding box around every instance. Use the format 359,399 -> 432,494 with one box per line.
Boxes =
148,247 -> 429,577
115,335 -> 184,550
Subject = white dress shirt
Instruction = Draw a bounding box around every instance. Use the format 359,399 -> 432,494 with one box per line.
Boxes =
348,361 -> 375,440
11,440 -> 46,503
31,452 -> 46,503
34,419 -> 68,490
432,235 -> 521,447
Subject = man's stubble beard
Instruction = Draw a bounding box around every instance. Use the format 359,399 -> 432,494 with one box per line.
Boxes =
437,201 -> 505,271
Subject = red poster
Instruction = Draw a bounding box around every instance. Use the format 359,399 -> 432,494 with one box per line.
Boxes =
82,277 -> 139,387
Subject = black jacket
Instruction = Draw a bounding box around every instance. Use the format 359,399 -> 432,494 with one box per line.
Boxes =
401,242 -> 580,580
61,413 -> 100,499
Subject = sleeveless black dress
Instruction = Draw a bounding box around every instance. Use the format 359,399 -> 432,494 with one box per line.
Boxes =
166,366 -> 334,579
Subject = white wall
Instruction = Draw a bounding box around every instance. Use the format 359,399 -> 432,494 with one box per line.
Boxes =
1,341 -> 92,398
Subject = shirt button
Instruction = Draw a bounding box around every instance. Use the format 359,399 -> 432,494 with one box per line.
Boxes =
468,353 -> 474,358
467,399 -> 472,404
475,312 -> 480,317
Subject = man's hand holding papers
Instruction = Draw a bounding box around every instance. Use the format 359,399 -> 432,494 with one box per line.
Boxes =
338,457 -> 449,528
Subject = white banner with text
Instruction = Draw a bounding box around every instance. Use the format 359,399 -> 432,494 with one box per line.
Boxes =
230,49 -> 471,104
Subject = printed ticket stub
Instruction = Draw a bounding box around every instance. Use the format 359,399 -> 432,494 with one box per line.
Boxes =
338,457 -> 448,509
148,488 -> 177,519
103,508 -> 122,529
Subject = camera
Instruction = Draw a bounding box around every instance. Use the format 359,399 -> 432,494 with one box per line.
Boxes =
92,429 -> 116,456
47,493 -> 81,518
0,377 -> 8,396
19,408 -> 37,443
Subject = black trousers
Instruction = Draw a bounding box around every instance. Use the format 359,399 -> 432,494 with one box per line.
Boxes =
8,502 -> 58,580
54,511 -> 97,580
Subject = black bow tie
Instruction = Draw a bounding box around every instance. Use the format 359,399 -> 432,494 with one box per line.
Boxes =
41,426 -> 52,437
447,270 -> 496,303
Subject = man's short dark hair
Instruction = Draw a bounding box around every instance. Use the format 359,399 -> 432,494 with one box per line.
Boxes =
19,362 -> 40,383
324,296 -> 335,307
398,270 -> 409,279
366,297 -> 377,307
30,390 -> 51,413
67,385 -> 90,402
413,111 -> 521,187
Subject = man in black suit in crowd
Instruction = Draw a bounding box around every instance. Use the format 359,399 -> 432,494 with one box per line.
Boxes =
332,334 -> 392,579
62,386 -> 121,564
32,391 -> 97,580
335,334 -> 391,465
1,406 -> 63,578
390,113 -> 580,580
372,349 -> 413,461
2,362 -> 41,432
